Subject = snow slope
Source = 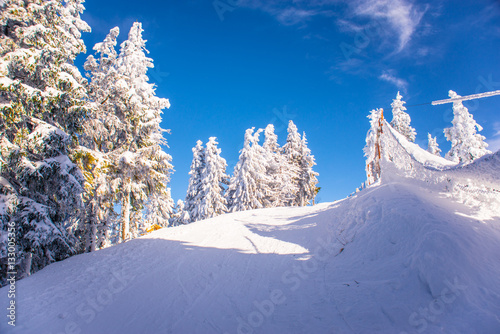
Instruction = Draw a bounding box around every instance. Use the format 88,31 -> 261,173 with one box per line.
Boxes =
2,124 -> 500,334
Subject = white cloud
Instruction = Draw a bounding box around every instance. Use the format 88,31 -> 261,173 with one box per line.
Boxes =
239,0 -> 426,53
379,71 -> 408,93
350,0 -> 427,51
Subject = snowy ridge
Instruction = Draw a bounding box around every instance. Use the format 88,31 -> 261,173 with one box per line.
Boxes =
1,123 -> 500,333
382,120 -> 500,217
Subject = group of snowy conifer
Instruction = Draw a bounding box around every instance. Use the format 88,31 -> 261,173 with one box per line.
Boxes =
1,0 -> 490,287
0,0 -> 173,285
183,121 -> 319,223
364,91 -> 492,184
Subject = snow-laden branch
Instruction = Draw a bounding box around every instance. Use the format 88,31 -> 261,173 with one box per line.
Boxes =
432,90 -> 500,105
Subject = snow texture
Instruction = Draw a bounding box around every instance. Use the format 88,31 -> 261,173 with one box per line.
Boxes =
1,122 -> 499,334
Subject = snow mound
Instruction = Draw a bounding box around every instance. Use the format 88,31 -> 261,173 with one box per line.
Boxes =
2,124 -> 500,334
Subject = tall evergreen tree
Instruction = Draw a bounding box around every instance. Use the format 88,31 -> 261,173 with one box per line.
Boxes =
444,90 -> 491,163
0,0 -> 90,283
75,27 -> 122,252
111,22 -> 173,242
297,132 -> 319,206
390,92 -> 416,142
426,133 -> 442,157
82,27 -> 124,152
197,137 -> 229,220
185,140 -> 205,222
364,108 -> 384,185
226,128 -> 271,212
282,121 -> 305,206
262,124 -> 295,207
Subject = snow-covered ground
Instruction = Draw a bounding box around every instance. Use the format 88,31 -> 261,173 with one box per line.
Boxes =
2,123 -> 500,334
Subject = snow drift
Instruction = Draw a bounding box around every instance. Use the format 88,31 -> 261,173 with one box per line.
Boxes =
1,123 -> 500,334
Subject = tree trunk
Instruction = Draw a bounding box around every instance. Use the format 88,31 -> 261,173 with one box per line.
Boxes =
90,219 -> 97,252
121,184 -> 131,242
21,252 -> 32,279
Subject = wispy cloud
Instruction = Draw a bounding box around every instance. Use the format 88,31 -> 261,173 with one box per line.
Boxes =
237,1 -> 334,26
239,0 -> 426,53
350,0 -> 427,52
379,70 -> 408,93
275,7 -> 319,26
238,0 -> 428,84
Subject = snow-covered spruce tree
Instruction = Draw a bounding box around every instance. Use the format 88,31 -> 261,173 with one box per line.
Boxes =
0,0 -> 90,285
82,27 -> 125,152
226,128 -> 272,212
74,27 -> 127,251
297,132 -> 319,206
262,124 -> 294,207
197,137 -> 229,220
185,140 -> 205,223
390,92 -> 416,142
282,121 -> 319,206
426,133 -> 441,156
0,0 -> 90,283
364,108 -> 384,185
110,22 -> 173,242
444,90 -> 491,164
281,121 -> 302,206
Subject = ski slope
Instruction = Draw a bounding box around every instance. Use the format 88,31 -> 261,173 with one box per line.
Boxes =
2,123 -> 500,334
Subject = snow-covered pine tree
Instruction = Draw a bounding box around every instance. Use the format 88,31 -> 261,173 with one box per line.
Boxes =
426,133 -> 442,156
185,140 -> 205,222
262,124 -> 294,207
281,121 -> 318,206
74,27 -> 122,252
226,128 -> 271,212
390,92 -> 416,142
364,108 -> 384,185
444,90 -> 491,163
297,132 -> 319,206
281,121 -> 306,206
197,137 -> 229,220
82,27 -> 125,152
111,22 -> 173,242
0,0 -> 90,283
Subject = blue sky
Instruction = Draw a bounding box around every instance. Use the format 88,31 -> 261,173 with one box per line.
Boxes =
77,0 -> 500,203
